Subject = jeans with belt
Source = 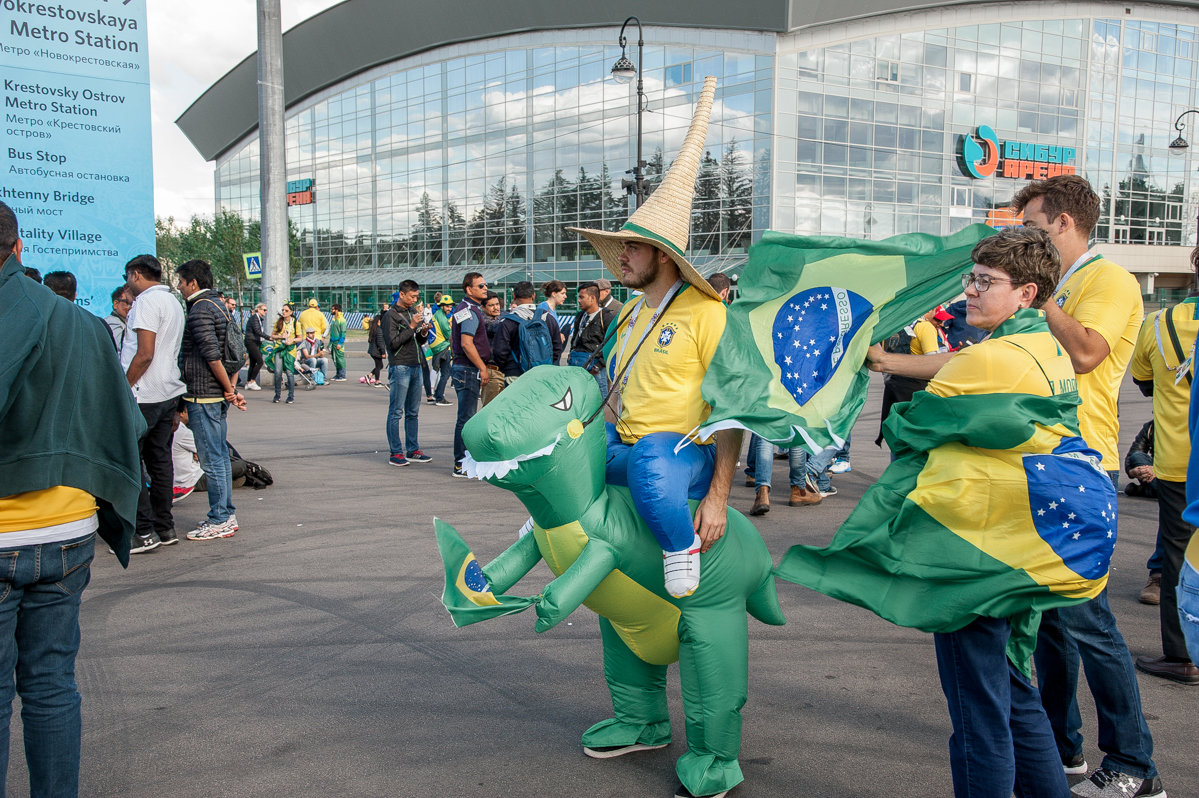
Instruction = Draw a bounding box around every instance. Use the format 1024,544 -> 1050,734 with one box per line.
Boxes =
451,364 -> 482,467
0,531 -> 96,797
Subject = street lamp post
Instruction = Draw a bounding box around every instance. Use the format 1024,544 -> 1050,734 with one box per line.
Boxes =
611,16 -> 647,208
1167,108 -> 1199,248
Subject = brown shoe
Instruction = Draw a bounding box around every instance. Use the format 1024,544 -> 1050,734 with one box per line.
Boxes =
789,486 -> 822,507
750,486 -> 770,516
1134,655 -> 1199,685
745,475 -> 756,488
1139,573 -> 1161,605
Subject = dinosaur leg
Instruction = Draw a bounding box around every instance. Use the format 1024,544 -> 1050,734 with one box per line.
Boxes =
581,617 -> 672,753
675,606 -> 748,797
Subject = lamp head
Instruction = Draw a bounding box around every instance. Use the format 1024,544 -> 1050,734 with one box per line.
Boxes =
1169,135 -> 1189,157
611,55 -> 636,84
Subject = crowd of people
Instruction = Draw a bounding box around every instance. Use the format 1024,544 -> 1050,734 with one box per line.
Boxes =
2,152 -> 1198,797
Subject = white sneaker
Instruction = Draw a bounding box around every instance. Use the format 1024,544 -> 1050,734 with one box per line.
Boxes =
186,519 -> 236,541
663,534 -> 701,598
829,457 -> 851,474
246,381 -> 262,391
228,514 -> 239,531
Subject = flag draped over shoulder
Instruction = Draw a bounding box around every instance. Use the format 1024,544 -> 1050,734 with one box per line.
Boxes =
696,224 -> 995,451
774,311 -> 1117,671
435,519 -> 535,627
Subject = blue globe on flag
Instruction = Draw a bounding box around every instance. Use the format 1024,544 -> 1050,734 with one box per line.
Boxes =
771,287 -> 873,404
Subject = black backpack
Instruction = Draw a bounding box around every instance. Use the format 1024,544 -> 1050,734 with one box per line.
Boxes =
201,298 -> 248,375
882,325 -> 915,355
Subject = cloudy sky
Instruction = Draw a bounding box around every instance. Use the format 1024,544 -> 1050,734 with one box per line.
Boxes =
148,1 -> 337,221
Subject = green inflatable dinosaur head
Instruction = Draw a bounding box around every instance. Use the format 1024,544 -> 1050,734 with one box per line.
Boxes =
461,366 -> 607,525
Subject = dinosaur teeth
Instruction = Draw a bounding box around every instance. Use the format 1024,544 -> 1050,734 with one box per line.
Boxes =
461,436 -> 562,481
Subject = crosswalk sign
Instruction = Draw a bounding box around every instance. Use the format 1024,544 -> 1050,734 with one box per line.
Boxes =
243,252 -> 262,280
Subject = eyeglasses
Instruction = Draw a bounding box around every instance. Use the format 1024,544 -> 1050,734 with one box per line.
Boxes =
961,272 -> 1014,293
115,298 -> 132,306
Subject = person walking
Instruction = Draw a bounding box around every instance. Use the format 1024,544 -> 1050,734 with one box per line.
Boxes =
244,303 -> 267,390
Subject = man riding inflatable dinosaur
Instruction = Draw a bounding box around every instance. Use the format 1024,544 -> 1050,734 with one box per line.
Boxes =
435,77 -> 783,798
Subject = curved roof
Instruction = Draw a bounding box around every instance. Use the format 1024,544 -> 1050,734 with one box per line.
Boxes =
176,0 -> 1199,162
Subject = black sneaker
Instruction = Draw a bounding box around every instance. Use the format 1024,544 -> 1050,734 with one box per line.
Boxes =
1063,754 -> 1088,775
286,398 -> 294,404
452,465 -> 468,478
158,530 -> 180,546
129,533 -> 161,554
408,450 -> 432,463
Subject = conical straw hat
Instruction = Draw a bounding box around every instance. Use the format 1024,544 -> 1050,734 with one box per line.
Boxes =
568,75 -> 720,301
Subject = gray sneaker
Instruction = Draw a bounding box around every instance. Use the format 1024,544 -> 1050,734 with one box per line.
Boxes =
1071,769 -> 1165,798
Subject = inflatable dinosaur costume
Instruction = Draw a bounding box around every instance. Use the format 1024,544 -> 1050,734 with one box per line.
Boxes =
435,366 -> 785,797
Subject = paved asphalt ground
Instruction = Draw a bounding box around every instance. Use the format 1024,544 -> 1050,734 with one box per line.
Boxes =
13,345 -> 1196,797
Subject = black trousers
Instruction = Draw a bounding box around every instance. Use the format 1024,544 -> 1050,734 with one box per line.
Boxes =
136,399 -> 178,538
1156,478 -> 1197,660
246,338 -> 264,383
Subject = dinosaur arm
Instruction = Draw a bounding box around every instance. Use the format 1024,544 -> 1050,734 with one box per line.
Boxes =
482,532 -> 543,594
534,539 -> 619,632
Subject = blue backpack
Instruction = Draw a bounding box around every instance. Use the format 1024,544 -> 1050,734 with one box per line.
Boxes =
503,309 -> 554,372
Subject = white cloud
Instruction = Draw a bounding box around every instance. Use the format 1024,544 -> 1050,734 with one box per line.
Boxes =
149,1 -> 338,221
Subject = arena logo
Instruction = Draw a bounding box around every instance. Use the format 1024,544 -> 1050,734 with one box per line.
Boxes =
959,126 -> 1077,180
286,178 -> 314,206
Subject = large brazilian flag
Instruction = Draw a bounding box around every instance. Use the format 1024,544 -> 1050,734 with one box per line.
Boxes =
696,224 -> 994,452
775,311 -> 1117,671
435,519 -> 535,626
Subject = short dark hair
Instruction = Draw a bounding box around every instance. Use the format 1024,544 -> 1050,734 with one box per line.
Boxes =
462,271 -> 484,291
1010,175 -> 1101,237
0,201 -> 17,262
331,303 -> 342,312
44,271 -> 77,301
542,279 -> 565,297
177,259 -> 214,290
24,267 -> 41,284
484,291 -> 500,303
513,280 -> 535,301
578,284 -> 599,302
124,254 -> 162,283
398,279 -> 419,293
111,285 -> 131,303
708,273 -> 731,294
970,227 -> 1060,310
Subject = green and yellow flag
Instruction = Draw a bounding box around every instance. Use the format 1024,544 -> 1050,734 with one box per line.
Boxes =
435,519 -> 535,627
775,311 -> 1117,670
696,225 -> 994,451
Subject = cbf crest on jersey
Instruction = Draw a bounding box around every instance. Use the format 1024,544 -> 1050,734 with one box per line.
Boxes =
657,323 -> 678,350
695,225 -> 995,454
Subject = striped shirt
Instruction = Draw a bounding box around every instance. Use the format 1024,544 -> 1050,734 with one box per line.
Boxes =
120,284 -> 186,404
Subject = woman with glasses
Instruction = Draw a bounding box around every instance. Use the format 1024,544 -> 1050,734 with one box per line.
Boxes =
264,305 -> 300,404
243,304 -> 268,390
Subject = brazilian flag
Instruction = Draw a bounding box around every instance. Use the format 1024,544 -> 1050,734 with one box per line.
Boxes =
697,224 -> 994,452
775,312 -> 1116,671
435,519 -> 534,627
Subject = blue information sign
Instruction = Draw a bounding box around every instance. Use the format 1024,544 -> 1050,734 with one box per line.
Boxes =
0,0 -> 153,315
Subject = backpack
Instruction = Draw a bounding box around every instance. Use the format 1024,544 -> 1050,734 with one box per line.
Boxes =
228,443 -> 273,489
201,297 -> 248,376
882,324 -> 915,355
503,309 -> 554,371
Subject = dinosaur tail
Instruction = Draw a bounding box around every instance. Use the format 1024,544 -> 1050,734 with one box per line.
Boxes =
746,575 -> 786,626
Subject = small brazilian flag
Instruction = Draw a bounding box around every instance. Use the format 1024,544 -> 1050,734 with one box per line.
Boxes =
435,519 -> 535,627
774,312 -> 1117,672
696,224 -> 995,452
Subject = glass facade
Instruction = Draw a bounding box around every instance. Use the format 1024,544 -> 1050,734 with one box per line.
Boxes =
213,5 -> 1199,309
215,29 -> 774,311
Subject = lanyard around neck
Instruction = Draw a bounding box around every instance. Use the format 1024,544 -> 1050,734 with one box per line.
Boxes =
611,281 -> 684,395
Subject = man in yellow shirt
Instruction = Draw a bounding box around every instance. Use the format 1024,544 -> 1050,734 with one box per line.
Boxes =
568,77 -> 740,603
298,298 -> 328,343
0,201 -> 144,796
1014,175 -> 1163,796
1130,255 -> 1199,685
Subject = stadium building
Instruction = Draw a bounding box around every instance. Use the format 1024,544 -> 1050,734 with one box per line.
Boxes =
178,0 -> 1199,312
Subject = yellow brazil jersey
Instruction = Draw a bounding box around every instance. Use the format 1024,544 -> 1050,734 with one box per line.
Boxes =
611,286 -> 726,444
1130,298 -> 1197,481
297,307 -> 328,339
1054,256 -> 1143,468
0,487 -> 97,533
928,313 -> 1076,402
910,319 -> 943,355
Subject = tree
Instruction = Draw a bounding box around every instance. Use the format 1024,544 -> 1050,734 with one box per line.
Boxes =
692,149 -> 722,254
720,140 -> 753,252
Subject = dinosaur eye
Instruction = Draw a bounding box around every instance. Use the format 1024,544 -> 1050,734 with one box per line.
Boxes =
550,388 -> 573,412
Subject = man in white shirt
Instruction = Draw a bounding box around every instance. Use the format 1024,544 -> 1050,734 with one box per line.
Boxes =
121,254 -> 187,553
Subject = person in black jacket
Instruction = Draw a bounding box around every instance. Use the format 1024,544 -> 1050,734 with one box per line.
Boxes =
175,259 -> 246,542
383,280 -> 433,466
244,303 -> 267,390
567,282 -> 616,398
491,280 -> 562,382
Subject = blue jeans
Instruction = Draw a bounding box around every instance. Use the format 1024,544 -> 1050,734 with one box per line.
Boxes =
934,616 -> 1068,798
1179,558 -> 1199,665
605,425 -> 716,551
0,532 -> 95,797
567,350 -> 610,399
387,364 -> 423,456
185,400 -> 235,524
745,433 -> 761,479
430,349 -> 451,402
1034,588 -> 1157,779
451,364 -> 481,467
303,356 -> 328,378
753,437 -> 836,492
